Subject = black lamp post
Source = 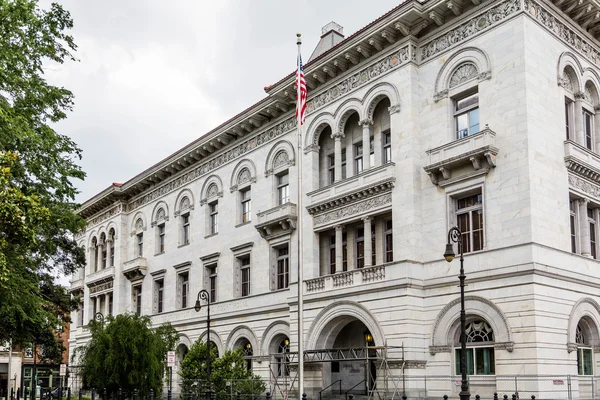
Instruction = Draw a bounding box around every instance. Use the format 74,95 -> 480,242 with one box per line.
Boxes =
194,290 -> 211,396
444,227 -> 470,400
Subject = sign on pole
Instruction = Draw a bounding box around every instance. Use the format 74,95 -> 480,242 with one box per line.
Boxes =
59,364 -> 67,377
167,351 -> 176,368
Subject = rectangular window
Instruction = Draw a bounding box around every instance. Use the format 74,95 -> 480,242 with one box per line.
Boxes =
456,193 -> 484,253
158,224 -> 165,253
241,189 -> 252,223
108,293 -> 113,316
277,246 -> 290,289
210,202 -> 219,235
278,173 -> 290,205
110,241 -> 115,267
369,137 -> 375,167
584,110 -> 593,150
241,257 -> 250,297
371,224 -> 376,266
182,214 -> 190,245
179,272 -> 189,309
329,235 -> 336,275
578,347 -> 594,375
343,233 -> 348,272
356,228 -> 365,269
208,265 -> 217,303
137,233 -> 143,257
155,280 -> 164,314
78,302 -> 84,327
385,220 -> 393,263
455,92 -> 480,139
566,100 -> 572,140
455,348 -> 495,375
328,154 -> 335,185
355,143 -> 364,173
102,248 -> 107,269
341,149 -> 347,180
383,130 -> 392,164
94,247 -> 99,272
133,285 -> 142,316
571,200 -> 578,253
589,208 -> 597,259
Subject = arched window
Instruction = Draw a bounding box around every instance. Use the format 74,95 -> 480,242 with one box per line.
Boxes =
576,320 -> 594,375
275,338 -> 290,377
236,338 -> 253,371
455,319 -> 495,376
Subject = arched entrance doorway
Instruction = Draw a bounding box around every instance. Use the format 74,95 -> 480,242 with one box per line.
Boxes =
314,318 -> 377,395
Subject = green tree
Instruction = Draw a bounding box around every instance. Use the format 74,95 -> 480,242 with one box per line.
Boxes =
77,314 -> 179,397
179,341 -> 266,398
0,0 -> 85,348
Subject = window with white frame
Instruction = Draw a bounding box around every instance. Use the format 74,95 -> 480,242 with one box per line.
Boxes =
328,154 -> 335,185
589,208 -> 597,259
136,233 -> 144,257
454,319 -> 495,376
276,338 -> 290,377
241,188 -> 251,223
182,213 -> 190,245
157,223 -> 165,254
109,235 -> 115,267
455,92 -> 480,139
154,279 -> 164,314
584,109 -> 594,150
241,256 -> 250,297
356,228 -> 365,268
207,264 -> 217,303
78,301 -> 84,327
341,148 -> 347,180
576,322 -> 594,376
355,143 -> 363,173
455,191 -> 484,253
276,245 -> 290,289
565,100 -> 573,141
101,244 -> 107,269
178,271 -> 189,309
571,199 -> 578,253
383,130 -> 392,164
209,201 -> 218,235
133,285 -> 142,316
329,235 -> 336,274
385,220 -> 393,263
277,172 -> 290,205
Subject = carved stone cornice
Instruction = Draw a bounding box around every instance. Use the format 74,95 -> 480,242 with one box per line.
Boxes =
305,45 -> 412,116
494,341 -> 514,352
404,360 -> 427,369
568,173 -> 600,198
307,178 -> 395,215
567,342 -> 578,353
565,156 -> 600,182
429,345 -> 451,355
421,0 -> 521,62
313,192 -> 393,227
87,276 -> 114,295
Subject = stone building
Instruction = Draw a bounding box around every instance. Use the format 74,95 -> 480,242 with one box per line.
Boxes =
70,0 -> 600,397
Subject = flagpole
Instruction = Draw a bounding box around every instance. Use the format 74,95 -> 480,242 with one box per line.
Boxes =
295,32 -> 305,400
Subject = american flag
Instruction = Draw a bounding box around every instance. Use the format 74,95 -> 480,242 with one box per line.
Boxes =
296,55 -> 307,126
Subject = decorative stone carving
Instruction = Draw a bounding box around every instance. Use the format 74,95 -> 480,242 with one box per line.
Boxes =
313,193 -> 392,226
567,342 -> 579,353
449,63 -> 479,88
494,341 -> 515,352
89,280 -> 114,295
307,178 -> 395,215
560,74 -> 574,91
525,0 -> 600,68
84,203 -> 125,231
421,0 -> 521,61
331,131 -> 345,140
359,118 -> 374,127
305,45 -> 411,116
156,207 -> 166,221
388,104 -> 401,114
569,174 -> 600,198
180,197 -> 190,211
273,151 -> 290,170
303,144 -> 320,154
404,360 -> 427,369
306,277 -> 325,292
135,218 -> 144,230
429,345 -> 452,355
575,91 -> 586,100
585,85 -> 595,104
434,89 -> 449,102
237,168 -> 252,186
207,183 -> 219,199
126,117 -> 297,213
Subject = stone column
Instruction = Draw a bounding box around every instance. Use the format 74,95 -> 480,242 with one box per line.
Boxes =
97,242 -> 104,271
104,294 -> 110,316
331,131 -> 345,182
105,238 -> 112,268
574,91 -> 585,145
579,198 -> 591,257
346,143 -> 354,178
335,225 -> 344,273
359,119 -> 373,170
373,126 -> 382,167
363,216 -> 373,267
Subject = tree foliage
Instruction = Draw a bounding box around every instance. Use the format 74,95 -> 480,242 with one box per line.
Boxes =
0,0 -> 85,347
77,314 -> 178,397
179,340 -> 266,397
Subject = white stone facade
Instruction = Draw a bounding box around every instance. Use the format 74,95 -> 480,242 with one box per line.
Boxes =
70,0 -> 600,397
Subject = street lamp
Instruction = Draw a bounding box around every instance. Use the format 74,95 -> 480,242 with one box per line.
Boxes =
94,312 -> 105,326
194,290 -> 211,397
444,227 -> 470,400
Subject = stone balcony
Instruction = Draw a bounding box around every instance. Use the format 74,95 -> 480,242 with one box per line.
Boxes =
123,257 -> 148,281
564,140 -> 600,183
424,128 -> 498,186
305,264 -> 386,293
69,278 -> 84,296
255,202 -> 297,240
307,162 -> 396,206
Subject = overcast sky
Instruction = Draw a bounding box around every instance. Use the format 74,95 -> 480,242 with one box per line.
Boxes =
46,0 -> 402,203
